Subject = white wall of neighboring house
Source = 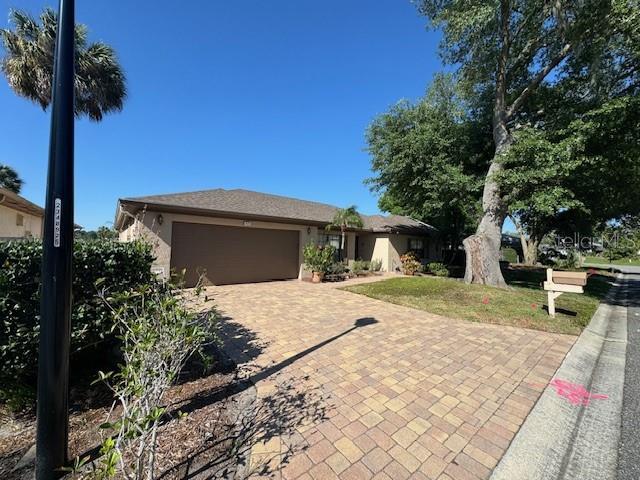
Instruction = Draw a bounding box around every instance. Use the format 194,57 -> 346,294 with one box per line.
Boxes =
0,203 -> 43,239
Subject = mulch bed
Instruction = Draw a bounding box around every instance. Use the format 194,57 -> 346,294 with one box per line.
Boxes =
0,363 -> 242,480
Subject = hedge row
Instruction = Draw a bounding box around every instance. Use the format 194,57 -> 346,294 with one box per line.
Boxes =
0,239 -> 154,406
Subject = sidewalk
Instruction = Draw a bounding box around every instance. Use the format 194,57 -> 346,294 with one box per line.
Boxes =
491,273 -> 634,480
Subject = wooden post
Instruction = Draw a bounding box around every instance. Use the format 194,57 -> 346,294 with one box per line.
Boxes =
546,268 -> 555,317
548,291 -> 556,317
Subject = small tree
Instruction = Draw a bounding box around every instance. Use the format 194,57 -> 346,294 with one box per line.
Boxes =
326,206 -> 363,261
0,164 -> 23,193
97,281 -> 218,480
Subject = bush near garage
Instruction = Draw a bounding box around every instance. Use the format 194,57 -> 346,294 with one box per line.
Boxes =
0,239 -> 154,409
350,260 -> 370,276
400,252 -> 422,275
427,262 -> 449,277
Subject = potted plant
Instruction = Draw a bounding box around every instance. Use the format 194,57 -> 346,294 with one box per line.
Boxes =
303,244 -> 336,283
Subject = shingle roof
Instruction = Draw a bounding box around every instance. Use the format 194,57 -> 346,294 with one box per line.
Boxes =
0,187 -> 45,218
117,188 -> 435,234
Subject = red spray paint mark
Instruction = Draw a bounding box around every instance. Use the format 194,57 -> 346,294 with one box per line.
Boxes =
482,296 -> 490,305
549,379 -> 608,406
531,303 -> 537,310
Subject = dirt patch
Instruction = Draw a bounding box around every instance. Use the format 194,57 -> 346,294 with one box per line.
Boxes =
1,365 -> 244,479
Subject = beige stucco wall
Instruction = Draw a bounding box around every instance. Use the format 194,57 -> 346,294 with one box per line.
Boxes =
0,204 -> 43,239
119,208 -> 442,280
356,235 -> 391,271
356,233 -> 441,272
388,233 -> 442,272
119,210 -> 318,279
356,234 -> 395,272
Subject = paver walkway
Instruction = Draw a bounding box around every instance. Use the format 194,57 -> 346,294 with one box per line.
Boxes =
204,278 -> 576,480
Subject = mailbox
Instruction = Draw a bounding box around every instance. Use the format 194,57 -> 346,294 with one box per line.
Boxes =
543,268 -> 587,317
551,271 -> 587,287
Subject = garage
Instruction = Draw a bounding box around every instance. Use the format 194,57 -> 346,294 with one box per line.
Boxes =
170,222 -> 300,286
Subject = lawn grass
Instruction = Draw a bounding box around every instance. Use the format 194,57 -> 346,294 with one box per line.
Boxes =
342,267 -> 614,335
584,255 -> 640,266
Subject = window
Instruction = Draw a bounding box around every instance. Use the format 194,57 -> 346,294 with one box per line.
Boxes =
319,234 -> 343,260
319,234 -> 341,250
16,214 -> 24,227
408,238 -> 425,258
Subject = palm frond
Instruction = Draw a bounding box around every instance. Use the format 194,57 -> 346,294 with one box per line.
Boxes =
0,8 -> 126,121
0,164 -> 24,194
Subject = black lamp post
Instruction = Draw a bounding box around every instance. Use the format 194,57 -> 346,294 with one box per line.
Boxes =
35,0 -> 75,478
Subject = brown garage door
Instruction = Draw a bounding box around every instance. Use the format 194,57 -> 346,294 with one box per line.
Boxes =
171,222 -> 300,286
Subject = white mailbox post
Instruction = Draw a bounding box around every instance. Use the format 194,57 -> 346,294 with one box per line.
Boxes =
543,268 -> 588,317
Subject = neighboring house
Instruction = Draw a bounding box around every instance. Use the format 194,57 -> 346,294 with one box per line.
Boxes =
0,187 -> 44,240
115,188 -> 440,286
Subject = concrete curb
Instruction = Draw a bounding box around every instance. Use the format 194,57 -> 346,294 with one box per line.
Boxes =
490,274 -> 628,480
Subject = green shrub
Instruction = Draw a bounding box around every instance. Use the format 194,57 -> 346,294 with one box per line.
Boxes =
555,249 -> 583,269
327,262 -> 347,275
0,239 -> 155,408
351,260 -> 370,276
370,259 -> 383,272
427,262 -> 449,277
501,247 -> 518,263
400,252 -> 421,275
303,244 -> 335,273
96,281 -> 218,479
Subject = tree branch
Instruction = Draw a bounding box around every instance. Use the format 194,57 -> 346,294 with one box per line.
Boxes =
494,0 -> 512,120
507,42 -> 572,118
507,32 -> 545,79
507,1 -> 556,80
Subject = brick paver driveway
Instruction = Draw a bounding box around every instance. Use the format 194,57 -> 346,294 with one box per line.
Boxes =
205,278 -> 575,480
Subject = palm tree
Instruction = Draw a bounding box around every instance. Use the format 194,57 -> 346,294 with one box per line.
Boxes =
326,205 -> 364,261
1,8 -> 126,121
0,164 -> 23,193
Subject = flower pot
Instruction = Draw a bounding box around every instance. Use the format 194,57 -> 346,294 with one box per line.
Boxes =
311,271 -> 325,283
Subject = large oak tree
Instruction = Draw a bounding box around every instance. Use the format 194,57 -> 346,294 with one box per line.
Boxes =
366,74 -> 490,257
416,0 -> 636,286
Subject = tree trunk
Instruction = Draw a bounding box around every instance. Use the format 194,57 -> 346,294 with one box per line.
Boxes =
340,227 -> 346,261
463,128 -> 510,287
512,217 -> 540,266
521,237 -> 539,265
463,0 -> 510,288
524,240 -> 539,265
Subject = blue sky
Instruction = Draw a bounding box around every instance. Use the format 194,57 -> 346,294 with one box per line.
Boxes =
1,1 -> 445,230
